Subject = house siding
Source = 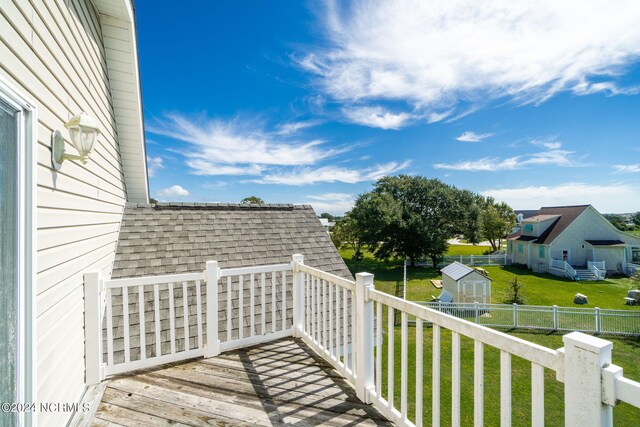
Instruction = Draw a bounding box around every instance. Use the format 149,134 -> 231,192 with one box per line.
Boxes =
551,207 -> 640,271
1,1 -> 128,425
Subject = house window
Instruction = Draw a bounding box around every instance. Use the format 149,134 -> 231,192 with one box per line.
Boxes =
539,246 -> 545,258
0,78 -> 35,425
633,248 -> 640,263
518,244 -> 523,253
524,224 -> 533,233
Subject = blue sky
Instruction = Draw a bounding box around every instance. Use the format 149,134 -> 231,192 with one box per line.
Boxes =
137,1 -> 640,215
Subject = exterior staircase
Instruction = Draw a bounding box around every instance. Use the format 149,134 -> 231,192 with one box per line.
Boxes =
574,269 -> 599,281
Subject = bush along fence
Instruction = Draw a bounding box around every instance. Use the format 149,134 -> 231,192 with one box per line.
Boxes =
415,301 -> 640,337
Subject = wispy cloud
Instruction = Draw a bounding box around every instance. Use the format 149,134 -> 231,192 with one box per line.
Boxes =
530,138 -> 562,150
613,164 -> 640,173
147,156 -> 164,178
434,150 -> 577,171
275,120 -> 321,135
201,181 -> 229,190
482,182 -> 640,212
249,161 -> 411,185
156,185 -> 189,197
456,131 -> 493,142
341,106 -> 414,129
149,114 -> 345,176
300,1 -> 640,123
301,193 -> 355,215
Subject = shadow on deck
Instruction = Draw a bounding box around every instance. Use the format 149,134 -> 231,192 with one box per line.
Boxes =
92,338 -> 392,426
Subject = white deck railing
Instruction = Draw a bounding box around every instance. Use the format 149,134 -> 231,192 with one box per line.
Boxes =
588,261 -> 607,280
84,261 -> 294,380
417,253 -> 511,267
85,255 -> 640,426
550,258 -> 578,279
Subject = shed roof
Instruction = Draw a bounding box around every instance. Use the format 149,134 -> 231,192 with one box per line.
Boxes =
113,203 -> 351,279
441,262 -> 475,281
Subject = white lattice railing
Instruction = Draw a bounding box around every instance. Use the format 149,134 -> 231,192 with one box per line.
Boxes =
85,255 -> 640,426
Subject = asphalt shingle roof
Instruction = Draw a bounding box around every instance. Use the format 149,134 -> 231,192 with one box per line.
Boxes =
113,202 -> 351,279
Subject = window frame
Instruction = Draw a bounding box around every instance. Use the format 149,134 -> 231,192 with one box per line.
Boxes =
0,75 -> 37,426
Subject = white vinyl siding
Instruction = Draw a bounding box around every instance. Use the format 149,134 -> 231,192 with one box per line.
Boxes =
0,1 -> 129,425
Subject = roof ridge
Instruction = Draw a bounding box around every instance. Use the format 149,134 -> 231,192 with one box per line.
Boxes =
125,202 -> 314,211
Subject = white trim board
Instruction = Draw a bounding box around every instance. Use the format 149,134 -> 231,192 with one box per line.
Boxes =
0,74 -> 38,427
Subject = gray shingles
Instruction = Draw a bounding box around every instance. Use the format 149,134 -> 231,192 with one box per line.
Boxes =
112,203 -> 351,279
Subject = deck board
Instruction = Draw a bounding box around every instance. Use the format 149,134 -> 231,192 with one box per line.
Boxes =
92,338 -> 392,426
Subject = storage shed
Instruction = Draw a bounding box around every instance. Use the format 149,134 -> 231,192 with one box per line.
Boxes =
441,262 -> 492,303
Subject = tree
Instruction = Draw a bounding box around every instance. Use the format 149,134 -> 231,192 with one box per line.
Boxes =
319,212 -> 336,221
480,198 -> 516,252
149,197 -> 158,204
503,276 -> 526,304
603,213 -> 628,231
631,212 -> 640,227
350,175 -> 467,267
240,196 -> 264,204
330,215 -> 364,262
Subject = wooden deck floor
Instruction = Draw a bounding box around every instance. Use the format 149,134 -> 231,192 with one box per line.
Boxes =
92,338 -> 393,426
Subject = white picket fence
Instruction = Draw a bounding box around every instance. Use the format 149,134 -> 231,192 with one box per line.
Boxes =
84,255 -> 640,427
418,253 -> 511,267
416,302 -> 640,336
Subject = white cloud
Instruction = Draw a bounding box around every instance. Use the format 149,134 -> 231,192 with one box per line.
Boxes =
341,106 -> 414,129
275,120 -> 321,135
149,114 -> 344,176
613,164 -> 640,173
530,138 -> 562,150
301,193 -> 355,215
201,181 -> 229,190
456,131 -> 493,142
147,156 -> 164,178
300,1 -> 640,120
250,161 -> 411,185
482,182 -> 640,212
434,149 -> 576,171
156,185 -> 190,197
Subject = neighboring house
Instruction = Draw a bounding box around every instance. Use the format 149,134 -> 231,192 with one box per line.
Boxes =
440,262 -> 492,304
1,1 -> 146,425
507,205 -> 640,279
318,217 -> 336,232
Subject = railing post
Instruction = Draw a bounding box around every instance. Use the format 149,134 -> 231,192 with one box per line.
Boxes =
553,305 -> 558,331
562,332 -> 613,427
84,271 -> 104,385
205,260 -> 220,358
513,303 -> 518,329
355,272 -> 375,403
595,307 -> 601,335
292,254 -> 305,337
474,301 -> 479,323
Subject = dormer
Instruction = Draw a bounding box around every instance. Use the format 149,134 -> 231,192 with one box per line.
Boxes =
520,214 -> 561,237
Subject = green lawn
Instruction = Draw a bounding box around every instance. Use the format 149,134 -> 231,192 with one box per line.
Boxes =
338,247 -> 640,425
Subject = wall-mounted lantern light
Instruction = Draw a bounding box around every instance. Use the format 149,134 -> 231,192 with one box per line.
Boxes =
51,112 -> 100,170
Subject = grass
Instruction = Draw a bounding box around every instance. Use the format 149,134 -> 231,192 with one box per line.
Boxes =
338,246 -> 640,425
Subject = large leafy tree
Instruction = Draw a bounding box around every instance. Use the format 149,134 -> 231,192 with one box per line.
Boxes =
480,198 -> 516,252
350,176 -> 468,266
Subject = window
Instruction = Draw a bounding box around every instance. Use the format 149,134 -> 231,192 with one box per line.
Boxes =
518,244 -> 523,253
539,245 -> 545,258
0,77 -> 35,424
524,224 -> 533,233
633,248 -> 640,263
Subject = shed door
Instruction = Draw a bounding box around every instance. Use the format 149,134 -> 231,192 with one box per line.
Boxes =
462,281 -> 486,303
